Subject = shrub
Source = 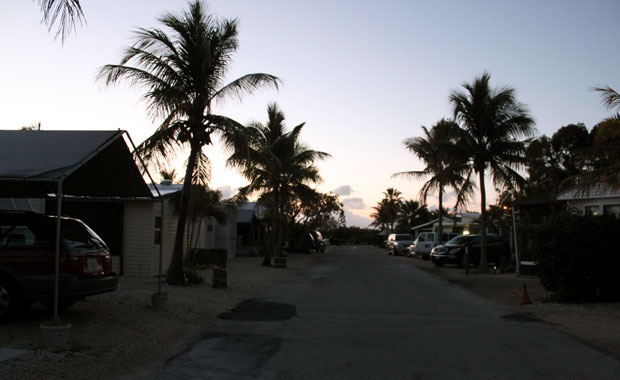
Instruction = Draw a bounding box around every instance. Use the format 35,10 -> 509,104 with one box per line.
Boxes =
528,210 -> 620,301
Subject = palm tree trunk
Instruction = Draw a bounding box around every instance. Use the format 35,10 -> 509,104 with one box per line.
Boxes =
276,196 -> 285,257
166,144 -> 199,284
263,187 -> 279,266
478,169 -> 488,273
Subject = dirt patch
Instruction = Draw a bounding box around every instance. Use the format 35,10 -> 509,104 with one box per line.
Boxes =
0,253 -> 318,380
400,255 -> 620,361
218,299 -> 297,321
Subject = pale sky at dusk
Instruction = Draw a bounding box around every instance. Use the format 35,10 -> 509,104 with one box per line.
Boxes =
1,1 -> 619,227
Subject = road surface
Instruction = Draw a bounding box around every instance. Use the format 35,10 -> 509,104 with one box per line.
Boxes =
150,245 -> 620,379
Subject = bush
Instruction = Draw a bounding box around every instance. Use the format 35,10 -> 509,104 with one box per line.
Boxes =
528,211 -> 620,302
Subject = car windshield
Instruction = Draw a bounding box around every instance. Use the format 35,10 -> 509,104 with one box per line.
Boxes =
446,235 -> 472,245
396,234 -> 413,241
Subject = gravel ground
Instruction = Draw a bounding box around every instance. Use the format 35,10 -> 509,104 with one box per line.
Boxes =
2,247 -> 619,379
403,254 -> 620,361
0,254 -> 319,380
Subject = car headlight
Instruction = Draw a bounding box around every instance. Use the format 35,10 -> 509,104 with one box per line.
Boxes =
433,247 -> 447,254
449,248 -> 461,254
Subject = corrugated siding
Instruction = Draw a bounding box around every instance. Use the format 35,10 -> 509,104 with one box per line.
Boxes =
161,198 -> 179,269
123,202 -> 154,277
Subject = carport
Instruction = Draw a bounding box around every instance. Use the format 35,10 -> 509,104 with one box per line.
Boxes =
0,130 -> 157,320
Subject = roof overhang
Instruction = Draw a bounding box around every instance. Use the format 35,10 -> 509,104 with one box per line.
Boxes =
0,130 -> 153,199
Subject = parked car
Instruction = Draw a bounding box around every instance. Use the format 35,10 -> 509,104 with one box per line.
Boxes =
430,234 -> 509,268
386,233 -> 415,256
408,232 -> 459,259
0,211 -> 119,321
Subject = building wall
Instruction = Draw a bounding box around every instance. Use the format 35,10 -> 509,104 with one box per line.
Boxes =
568,197 -> 620,216
122,201 -> 155,277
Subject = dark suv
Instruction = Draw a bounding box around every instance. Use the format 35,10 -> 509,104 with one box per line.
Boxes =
430,234 -> 509,268
0,211 -> 118,321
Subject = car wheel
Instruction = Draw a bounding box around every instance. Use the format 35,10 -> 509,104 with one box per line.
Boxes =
0,277 -> 22,322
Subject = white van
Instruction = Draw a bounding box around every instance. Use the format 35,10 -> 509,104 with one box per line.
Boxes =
408,232 -> 459,259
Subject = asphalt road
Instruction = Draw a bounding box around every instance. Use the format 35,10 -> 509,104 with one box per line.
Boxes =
151,245 -> 620,379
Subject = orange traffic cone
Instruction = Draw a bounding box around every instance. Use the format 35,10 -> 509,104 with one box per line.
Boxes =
520,283 -> 532,305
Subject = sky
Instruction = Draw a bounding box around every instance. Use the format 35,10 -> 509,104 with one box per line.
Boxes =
1,0 -> 619,227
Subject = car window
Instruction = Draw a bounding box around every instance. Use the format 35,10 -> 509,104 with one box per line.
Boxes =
396,234 -> 413,241
62,220 -> 105,249
447,235 -> 471,245
0,223 -> 50,248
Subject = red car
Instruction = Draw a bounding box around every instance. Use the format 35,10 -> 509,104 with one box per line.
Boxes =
0,211 -> 118,321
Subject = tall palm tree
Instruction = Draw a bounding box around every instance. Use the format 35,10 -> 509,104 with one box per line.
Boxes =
228,103 -> 329,266
450,72 -> 535,273
98,1 -> 280,284
393,119 -> 474,245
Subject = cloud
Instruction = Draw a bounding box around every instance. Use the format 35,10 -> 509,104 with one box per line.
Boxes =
342,197 -> 366,210
333,185 -> 353,196
345,210 -> 373,228
217,185 -> 235,200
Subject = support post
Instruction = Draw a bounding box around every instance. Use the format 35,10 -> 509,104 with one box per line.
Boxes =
53,179 -> 64,322
512,207 -> 520,276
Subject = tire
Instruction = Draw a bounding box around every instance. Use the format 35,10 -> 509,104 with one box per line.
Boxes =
0,276 -> 23,323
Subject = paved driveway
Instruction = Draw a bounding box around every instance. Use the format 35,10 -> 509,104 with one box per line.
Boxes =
151,245 -> 620,379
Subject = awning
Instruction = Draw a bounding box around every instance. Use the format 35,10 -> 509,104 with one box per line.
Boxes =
0,130 -> 152,199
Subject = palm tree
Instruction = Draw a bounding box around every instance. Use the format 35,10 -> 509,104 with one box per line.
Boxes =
396,200 -> 432,231
393,119 -> 474,245
37,0 -> 85,43
98,1 -> 280,284
228,103 -> 329,266
370,199 -> 390,231
450,72 -> 535,273
381,188 -> 403,233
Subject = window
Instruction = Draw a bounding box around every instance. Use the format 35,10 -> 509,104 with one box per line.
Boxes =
0,224 -> 50,248
604,204 -> 620,216
62,220 -> 103,249
584,205 -> 601,216
154,216 -> 162,245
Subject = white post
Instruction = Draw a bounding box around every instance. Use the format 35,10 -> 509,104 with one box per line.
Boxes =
53,180 -> 64,322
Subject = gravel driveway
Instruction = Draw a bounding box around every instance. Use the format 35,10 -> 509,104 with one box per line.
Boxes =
0,254 -> 319,379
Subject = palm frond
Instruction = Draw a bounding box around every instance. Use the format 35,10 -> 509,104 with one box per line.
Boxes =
593,85 -> 620,113
213,74 -> 281,105
38,0 -> 85,43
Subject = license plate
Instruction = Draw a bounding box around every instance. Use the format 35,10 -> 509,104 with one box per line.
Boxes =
86,258 -> 102,273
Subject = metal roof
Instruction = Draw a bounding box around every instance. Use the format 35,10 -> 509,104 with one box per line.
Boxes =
0,130 -> 153,199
